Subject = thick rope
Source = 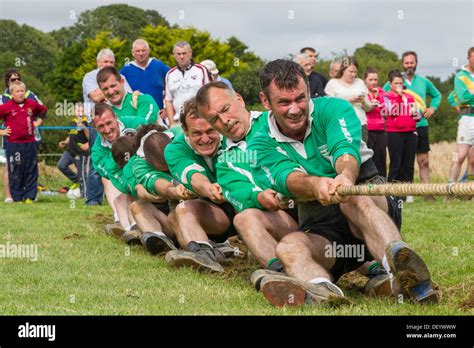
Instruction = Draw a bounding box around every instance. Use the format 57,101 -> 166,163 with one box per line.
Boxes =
336,182 -> 474,197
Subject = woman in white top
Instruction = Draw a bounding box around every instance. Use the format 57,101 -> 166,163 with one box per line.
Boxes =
324,56 -> 374,142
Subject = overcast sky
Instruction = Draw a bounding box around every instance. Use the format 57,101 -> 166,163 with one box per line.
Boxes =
1,0 -> 473,80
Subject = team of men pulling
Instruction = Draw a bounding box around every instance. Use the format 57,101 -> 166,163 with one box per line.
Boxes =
91,59 -> 439,307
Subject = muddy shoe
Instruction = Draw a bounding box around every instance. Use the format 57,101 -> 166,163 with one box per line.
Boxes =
260,276 -> 347,307
122,227 -> 142,246
364,274 -> 392,298
304,281 -> 349,307
142,232 -> 177,255
165,242 -> 224,273
250,269 -> 286,291
385,241 -> 438,304
209,240 -> 241,258
260,275 -> 307,307
104,223 -> 126,239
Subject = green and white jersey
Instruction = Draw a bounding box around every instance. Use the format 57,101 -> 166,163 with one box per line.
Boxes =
132,156 -> 174,196
216,111 -> 269,212
91,116 -> 148,179
383,74 -> 442,127
111,92 -> 159,124
164,133 -> 221,192
109,155 -> 139,197
454,67 -> 474,115
247,97 -> 361,197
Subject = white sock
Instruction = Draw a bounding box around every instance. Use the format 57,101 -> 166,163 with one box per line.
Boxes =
309,277 -> 333,285
382,255 -> 393,279
310,277 -> 344,297
113,211 -> 119,223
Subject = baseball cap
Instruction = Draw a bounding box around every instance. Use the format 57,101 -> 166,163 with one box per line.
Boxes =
200,59 -> 219,75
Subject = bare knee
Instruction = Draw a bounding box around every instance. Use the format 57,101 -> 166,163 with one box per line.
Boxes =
276,232 -> 307,260
342,196 -> 373,215
417,154 -> 429,167
130,200 -> 144,216
233,209 -> 262,235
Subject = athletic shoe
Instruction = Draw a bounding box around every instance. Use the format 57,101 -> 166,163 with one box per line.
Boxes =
70,182 -> 80,190
165,242 -> 225,273
364,274 -> 392,298
4,198 -> 13,203
385,241 -> 438,304
250,269 -> 286,291
209,240 -> 240,258
104,223 -> 125,239
122,227 -> 142,246
142,232 -> 177,255
260,276 -> 346,307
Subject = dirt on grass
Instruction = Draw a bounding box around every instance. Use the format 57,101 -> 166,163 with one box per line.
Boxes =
459,288 -> 474,311
92,213 -> 113,226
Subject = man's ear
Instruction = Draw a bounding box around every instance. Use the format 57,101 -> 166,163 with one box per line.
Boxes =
259,91 -> 271,111
235,93 -> 246,108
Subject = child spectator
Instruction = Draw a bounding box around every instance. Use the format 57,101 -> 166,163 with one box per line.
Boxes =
0,81 -> 47,202
364,67 -> 387,178
57,103 -> 90,198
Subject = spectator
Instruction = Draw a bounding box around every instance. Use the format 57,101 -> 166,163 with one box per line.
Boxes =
82,48 -> 132,120
200,59 -> 233,89
82,48 -> 131,207
384,51 -> 442,201
384,70 -> 421,185
299,47 -> 318,69
325,56 -> 373,142
329,60 -> 342,79
293,53 -> 326,98
299,47 -> 328,96
164,41 -> 210,126
120,39 -> 170,110
2,69 -> 45,203
0,80 -> 47,203
57,103 -> 90,198
364,67 -> 387,178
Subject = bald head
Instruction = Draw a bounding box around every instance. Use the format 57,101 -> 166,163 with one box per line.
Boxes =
132,39 -> 150,67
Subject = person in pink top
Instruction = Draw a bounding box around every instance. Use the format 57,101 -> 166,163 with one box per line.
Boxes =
384,70 -> 421,184
364,67 -> 387,178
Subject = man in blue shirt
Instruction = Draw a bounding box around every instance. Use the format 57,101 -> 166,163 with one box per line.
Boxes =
120,39 -> 170,110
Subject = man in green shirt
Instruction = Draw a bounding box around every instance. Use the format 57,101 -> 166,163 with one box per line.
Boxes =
247,59 -> 437,307
130,124 -> 193,254
164,98 -> 239,273
194,82 -> 299,276
448,47 -> 474,185
97,66 -> 159,124
384,51 -> 442,201
91,103 -> 149,243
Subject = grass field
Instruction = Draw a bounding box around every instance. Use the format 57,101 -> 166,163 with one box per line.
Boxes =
0,145 -> 473,315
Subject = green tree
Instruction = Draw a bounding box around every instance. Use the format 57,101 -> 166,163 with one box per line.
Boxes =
353,43 -> 401,82
0,20 -> 58,82
51,4 -> 169,47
